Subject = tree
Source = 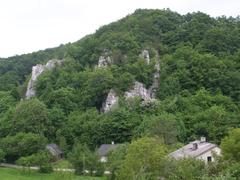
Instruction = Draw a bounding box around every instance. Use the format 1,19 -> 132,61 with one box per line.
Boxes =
221,128 -> 240,161
116,137 -> 167,180
0,149 -> 5,162
44,88 -> 78,115
78,68 -> 114,109
107,144 -> 128,180
0,91 -> 16,116
137,113 -> 180,145
165,158 -> 207,180
0,132 -> 47,162
60,109 -> 101,149
100,107 -> 141,144
11,99 -> 50,136
17,151 -> 53,173
68,143 -> 104,176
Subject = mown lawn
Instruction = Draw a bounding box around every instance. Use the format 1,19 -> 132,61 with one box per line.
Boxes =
0,167 -> 106,180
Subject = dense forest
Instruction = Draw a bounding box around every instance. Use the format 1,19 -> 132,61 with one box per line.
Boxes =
0,9 -> 240,179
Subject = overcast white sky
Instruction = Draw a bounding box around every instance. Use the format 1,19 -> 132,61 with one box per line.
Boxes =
0,0 -> 239,58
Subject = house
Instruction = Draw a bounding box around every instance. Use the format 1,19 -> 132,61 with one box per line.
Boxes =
97,142 -> 120,163
46,143 -> 64,159
169,137 -> 221,163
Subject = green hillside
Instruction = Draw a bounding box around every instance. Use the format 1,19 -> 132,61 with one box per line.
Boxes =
0,9 -> 240,179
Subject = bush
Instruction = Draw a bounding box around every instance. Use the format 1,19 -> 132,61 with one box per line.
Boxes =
17,151 -> 53,173
0,133 -> 47,162
0,149 -> 5,162
39,163 -> 53,173
68,143 -> 104,176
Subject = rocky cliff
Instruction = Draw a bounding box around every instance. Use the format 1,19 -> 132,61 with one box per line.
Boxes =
25,59 -> 62,99
101,89 -> 119,112
124,81 -> 152,101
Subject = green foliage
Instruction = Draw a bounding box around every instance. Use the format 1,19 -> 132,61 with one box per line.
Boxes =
136,113 -> 180,144
44,87 -> 78,115
0,133 -> 47,162
0,167 -> 105,180
221,128 -> 240,161
100,107 -> 141,143
160,89 -> 239,143
165,158 -> 207,180
116,137 -> 167,180
39,163 -> 53,173
68,143 -> 104,176
0,149 -> 5,162
0,91 -> 16,117
78,69 -> 114,109
0,9 -> 240,178
158,45 -> 240,102
11,99 -> 50,136
59,109 -> 102,148
17,151 -> 53,173
107,144 -> 128,180
225,162 -> 240,179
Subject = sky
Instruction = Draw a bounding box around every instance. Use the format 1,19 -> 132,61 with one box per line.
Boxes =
0,0 -> 239,58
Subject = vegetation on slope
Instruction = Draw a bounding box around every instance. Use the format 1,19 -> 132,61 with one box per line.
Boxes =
0,9 -> 240,178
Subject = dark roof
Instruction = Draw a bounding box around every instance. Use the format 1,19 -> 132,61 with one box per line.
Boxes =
97,144 -> 119,156
169,140 -> 218,159
46,143 -> 63,155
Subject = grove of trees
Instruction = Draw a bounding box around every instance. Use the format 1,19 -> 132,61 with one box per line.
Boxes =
0,9 -> 239,178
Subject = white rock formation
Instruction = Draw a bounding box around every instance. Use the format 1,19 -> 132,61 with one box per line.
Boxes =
98,56 -> 112,68
148,51 -> 160,98
102,89 -> 119,112
25,59 -> 62,99
125,50 -> 160,101
125,81 -> 152,101
140,50 -> 150,64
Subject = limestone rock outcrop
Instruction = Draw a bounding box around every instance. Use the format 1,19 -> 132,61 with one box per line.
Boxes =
140,50 -> 150,64
148,51 -> 160,98
102,89 -> 119,112
25,59 -> 62,99
98,49 -> 112,68
124,81 -> 152,101
98,55 -> 112,68
125,50 -> 160,101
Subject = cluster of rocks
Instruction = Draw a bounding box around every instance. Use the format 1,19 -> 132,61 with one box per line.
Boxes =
98,56 -> 112,68
25,59 -> 62,99
140,49 -> 150,64
97,50 -> 112,68
148,51 -> 160,99
124,81 -> 152,101
25,49 -> 158,112
102,49 -> 161,113
101,89 -> 119,112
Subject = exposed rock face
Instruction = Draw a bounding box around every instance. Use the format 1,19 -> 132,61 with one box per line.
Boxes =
140,50 -> 150,64
125,50 -> 160,101
25,59 -> 62,99
148,51 -> 160,98
125,81 -> 152,101
102,89 -> 119,112
98,56 -> 112,68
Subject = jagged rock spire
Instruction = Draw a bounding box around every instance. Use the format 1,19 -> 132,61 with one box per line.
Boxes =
140,49 -> 150,64
25,59 -> 62,99
101,89 -> 119,112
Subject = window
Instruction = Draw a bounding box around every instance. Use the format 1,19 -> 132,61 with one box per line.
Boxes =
207,156 -> 212,162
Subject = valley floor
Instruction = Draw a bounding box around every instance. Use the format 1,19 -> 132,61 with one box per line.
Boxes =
0,167 -> 105,180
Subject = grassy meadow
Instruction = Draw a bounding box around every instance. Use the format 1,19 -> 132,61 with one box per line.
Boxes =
0,167 -> 106,180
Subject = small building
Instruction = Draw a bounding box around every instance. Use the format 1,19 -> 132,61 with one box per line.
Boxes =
97,142 -> 120,163
169,137 -> 221,163
46,143 -> 64,159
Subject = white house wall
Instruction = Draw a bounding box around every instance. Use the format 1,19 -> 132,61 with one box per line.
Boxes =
196,147 -> 221,163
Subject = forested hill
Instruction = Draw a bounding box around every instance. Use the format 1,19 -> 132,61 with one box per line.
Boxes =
0,9 -> 240,163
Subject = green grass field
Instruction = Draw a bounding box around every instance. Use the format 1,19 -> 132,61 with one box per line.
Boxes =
0,167 -> 106,180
